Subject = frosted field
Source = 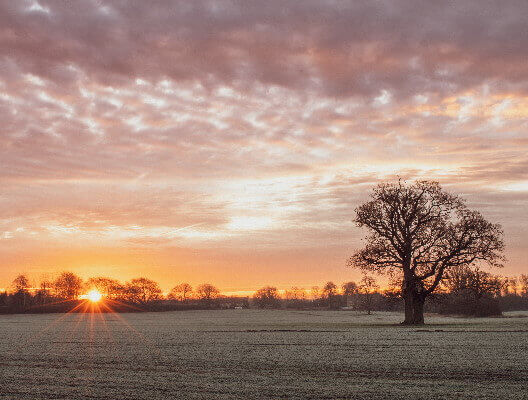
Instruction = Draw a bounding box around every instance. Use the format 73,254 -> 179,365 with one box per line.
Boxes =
1,310 -> 528,399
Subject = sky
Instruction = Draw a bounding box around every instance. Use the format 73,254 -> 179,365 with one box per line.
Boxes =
1,0 -> 527,292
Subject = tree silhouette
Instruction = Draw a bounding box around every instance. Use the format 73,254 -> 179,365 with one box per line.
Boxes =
54,272 -> 83,300
12,274 -> 30,292
520,275 -> 528,298
310,286 -> 320,300
321,281 -> 341,309
253,286 -> 281,308
284,287 -> 307,301
442,266 -> 503,316
168,283 -> 193,302
322,281 -> 337,298
445,266 -> 503,298
196,283 -> 220,305
342,281 -> 359,308
342,281 -> 358,297
124,278 -> 162,304
358,276 -> 379,315
85,277 -> 123,299
348,180 -> 504,325
11,274 -> 31,309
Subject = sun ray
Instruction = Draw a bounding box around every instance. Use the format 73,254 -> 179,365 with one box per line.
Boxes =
23,299 -> 96,342
98,300 -> 161,352
95,305 -> 115,346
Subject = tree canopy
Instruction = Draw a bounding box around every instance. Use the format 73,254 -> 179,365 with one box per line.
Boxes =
253,286 -> 281,308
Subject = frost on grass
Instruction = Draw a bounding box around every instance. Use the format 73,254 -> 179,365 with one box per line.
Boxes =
1,310 -> 527,399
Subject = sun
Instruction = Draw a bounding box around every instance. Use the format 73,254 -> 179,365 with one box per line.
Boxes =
86,289 -> 102,303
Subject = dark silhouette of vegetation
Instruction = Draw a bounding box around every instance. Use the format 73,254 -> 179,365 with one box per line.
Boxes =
10,274 -> 31,310
12,274 -> 30,292
54,272 -> 83,300
437,266 -> 503,316
168,283 -> 193,302
342,281 -> 358,297
195,283 -> 220,306
253,286 -> 281,308
0,273 -> 246,314
358,276 -> 379,315
321,281 -> 341,309
348,180 -> 504,325
1,269 -> 527,315
85,277 -> 124,299
283,287 -> 308,309
123,278 -> 162,304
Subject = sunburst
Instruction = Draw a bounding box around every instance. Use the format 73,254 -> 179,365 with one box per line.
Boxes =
86,289 -> 102,303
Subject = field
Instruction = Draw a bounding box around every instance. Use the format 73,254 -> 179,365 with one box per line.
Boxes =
1,310 -> 527,399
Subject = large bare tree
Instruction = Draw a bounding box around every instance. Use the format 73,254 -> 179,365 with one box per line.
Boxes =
348,180 -> 504,324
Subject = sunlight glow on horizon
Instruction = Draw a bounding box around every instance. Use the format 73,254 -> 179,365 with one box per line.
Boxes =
84,290 -> 103,303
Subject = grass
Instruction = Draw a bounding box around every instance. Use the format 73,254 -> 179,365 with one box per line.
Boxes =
1,310 -> 527,399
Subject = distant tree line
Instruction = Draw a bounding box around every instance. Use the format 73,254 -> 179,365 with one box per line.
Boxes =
251,271 -> 528,317
2,269 -> 527,316
0,272 -> 247,314
433,268 -> 528,316
251,277 -> 382,314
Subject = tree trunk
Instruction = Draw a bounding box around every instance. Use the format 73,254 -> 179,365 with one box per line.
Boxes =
411,295 -> 425,325
401,277 -> 426,325
402,290 -> 414,324
402,293 -> 426,325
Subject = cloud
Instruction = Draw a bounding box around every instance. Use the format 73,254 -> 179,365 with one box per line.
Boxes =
2,1 -> 528,97
1,1 -> 527,287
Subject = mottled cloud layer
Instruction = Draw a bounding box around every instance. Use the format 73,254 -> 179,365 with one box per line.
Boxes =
1,0 -> 527,289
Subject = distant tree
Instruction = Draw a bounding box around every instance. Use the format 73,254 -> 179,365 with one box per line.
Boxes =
0,291 -> 7,306
342,281 -> 358,300
310,286 -> 320,300
321,281 -> 341,309
283,287 -> 308,309
39,278 -> 52,293
445,266 -> 502,299
380,276 -> 404,311
442,266 -> 503,316
284,287 -> 307,301
322,281 -> 338,298
500,277 -> 519,296
253,286 -> 281,308
520,275 -> 528,298
341,281 -> 359,309
348,180 -> 504,325
196,283 -> 220,303
124,278 -> 162,304
54,272 -> 83,300
12,274 -> 30,292
34,278 -> 53,305
358,275 -> 380,315
168,283 -> 193,302
11,274 -> 31,309
85,277 -> 123,299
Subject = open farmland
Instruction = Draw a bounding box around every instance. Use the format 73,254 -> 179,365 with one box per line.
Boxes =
1,310 -> 527,399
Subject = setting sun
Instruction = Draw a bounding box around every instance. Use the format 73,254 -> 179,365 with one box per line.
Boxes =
86,289 -> 102,303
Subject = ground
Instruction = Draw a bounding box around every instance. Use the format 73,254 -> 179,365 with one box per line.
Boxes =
1,309 -> 527,399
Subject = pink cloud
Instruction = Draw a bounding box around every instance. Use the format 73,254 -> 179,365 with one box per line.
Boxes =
1,1 -> 527,288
